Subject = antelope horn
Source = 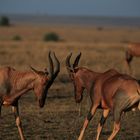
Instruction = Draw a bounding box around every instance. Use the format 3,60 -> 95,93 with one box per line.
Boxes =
37,51 -> 60,108
47,51 -> 54,80
52,51 -> 60,79
66,53 -> 73,71
44,52 -> 60,90
73,52 -> 81,68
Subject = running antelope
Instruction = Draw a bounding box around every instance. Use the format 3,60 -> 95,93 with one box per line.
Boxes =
0,51 -> 60,140
125,42 -> 140,74
78,70 -> 140,140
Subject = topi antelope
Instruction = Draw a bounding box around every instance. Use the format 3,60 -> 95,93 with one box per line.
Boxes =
0,51 -> 60,140
66,53 -> 140,139
78,70 -> 140,140
66,53 -> 118,115
66,52 -> 101,103
125,42 -> 140,74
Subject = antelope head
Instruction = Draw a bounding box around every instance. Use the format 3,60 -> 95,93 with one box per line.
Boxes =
66,52 -> 84,103
31,51 -> 60,108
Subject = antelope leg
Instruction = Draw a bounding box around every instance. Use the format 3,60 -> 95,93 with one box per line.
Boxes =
107,122 -> 120,140
12,104 -> 25,140
108,104 -> 122,140
96,109 -> 110,140
78,105 -> 98,140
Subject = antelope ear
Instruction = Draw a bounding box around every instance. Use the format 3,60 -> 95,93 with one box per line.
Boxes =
30,66 -> 38,73
30,66 -> 43,75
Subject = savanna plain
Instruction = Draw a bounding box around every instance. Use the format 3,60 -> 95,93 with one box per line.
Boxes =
0,23 -> 140,140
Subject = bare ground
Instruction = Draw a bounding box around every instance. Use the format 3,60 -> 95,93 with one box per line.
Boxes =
0,86 -> 140,140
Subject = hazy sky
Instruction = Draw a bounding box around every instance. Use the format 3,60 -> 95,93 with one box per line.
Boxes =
0,0 -> 140,17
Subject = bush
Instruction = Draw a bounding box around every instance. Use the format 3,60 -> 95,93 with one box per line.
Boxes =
12,35 -> 22,41
43,32 -> 60,42
0,16 -> 10,26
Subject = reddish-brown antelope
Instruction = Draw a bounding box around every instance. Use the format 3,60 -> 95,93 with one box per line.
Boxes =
66,53 -> 119,111
78,70 -> 140,140
66,52 -> 101,103
66,53 -> 122,139
125,42 -> 140,74
66,53 -> 140,139
0,51 -> 60,140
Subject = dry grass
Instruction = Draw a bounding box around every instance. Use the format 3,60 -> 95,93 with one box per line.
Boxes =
0,24 -> 140,140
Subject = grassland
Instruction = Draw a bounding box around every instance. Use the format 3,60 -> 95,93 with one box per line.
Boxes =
0,24 -> 140,140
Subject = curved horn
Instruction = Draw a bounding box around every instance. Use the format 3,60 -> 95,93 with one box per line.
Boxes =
39,51 -> 60,108
43,52 -> 60,92
73,52 -> 81,68
66,53 -> 73,71
47,51 -> 54,80
52,51 -> 60,79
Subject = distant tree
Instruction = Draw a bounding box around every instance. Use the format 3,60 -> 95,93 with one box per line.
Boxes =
0,16 -> 10,26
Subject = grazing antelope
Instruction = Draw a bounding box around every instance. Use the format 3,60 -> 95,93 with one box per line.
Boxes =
78,70 -> 140,140
125,42 -> 140,74
0,51 -> 60,140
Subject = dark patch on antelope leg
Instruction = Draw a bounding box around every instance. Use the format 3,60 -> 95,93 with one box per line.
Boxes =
87,112 -> 93,121
100,115 -> 106,126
